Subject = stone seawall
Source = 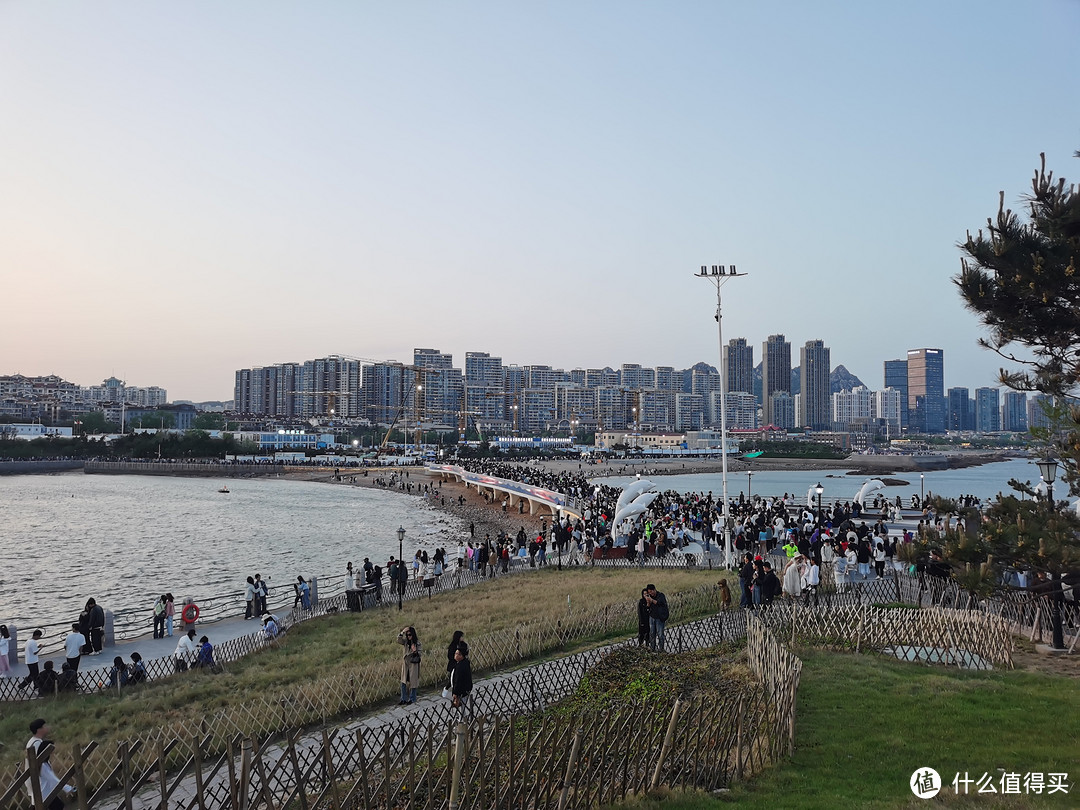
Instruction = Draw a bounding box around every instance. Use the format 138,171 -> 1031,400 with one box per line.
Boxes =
84,460 -> 289,476
0,460 -> 84,475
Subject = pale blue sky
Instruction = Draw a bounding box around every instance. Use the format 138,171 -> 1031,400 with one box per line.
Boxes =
2,2 -> 1078,401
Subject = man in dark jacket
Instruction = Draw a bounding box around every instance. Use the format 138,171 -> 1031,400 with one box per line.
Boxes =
644,584 -> 669,652
739,554 -> 755,609
449,643 -> 473,721
86,599 -> 105,654
760,563 -> 782,605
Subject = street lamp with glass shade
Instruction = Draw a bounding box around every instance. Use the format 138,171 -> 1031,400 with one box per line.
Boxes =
396,525 -> 406,611
920,473 -> 924,504
1035,457 -> 1065,650
815,483 -> 824,518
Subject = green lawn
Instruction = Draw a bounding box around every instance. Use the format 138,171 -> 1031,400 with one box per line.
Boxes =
608,648 -> 1079,809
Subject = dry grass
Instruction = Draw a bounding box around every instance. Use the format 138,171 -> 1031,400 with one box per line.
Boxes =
0,565 -> 731,777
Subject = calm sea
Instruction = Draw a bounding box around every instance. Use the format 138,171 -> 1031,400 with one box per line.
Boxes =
599,457 -> 1048,504
0,473 -> 467,633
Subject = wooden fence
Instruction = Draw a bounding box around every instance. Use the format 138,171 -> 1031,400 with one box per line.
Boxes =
0,586 -> 725,789
5,607 -> 792,810
754,603 -> 1014,670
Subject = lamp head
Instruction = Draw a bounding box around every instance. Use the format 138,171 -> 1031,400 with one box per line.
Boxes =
397,525 -> 406,542
1036,457 -> 1059,484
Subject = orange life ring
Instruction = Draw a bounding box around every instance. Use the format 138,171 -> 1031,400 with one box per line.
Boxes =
182,603 -> 199,624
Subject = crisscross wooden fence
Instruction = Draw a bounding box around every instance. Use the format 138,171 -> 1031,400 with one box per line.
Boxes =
5,608 -> 794,810
753,603 -> 1013,670
1,585 -> 726,789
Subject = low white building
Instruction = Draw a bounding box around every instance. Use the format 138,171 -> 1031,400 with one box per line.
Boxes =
0,423 -> 74,440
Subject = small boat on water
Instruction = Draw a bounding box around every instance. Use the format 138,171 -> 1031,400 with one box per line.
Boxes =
218,486 -> 230,494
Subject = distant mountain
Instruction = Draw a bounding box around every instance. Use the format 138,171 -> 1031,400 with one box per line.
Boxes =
680,362 -> 719,391
754,364 -> 866,397
830,365 -> 865,393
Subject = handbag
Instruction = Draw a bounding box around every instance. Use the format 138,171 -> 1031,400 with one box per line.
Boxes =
441,687 -> 452,700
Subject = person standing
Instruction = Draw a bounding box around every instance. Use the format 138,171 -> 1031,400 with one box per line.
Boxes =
396,560 -> 409,600
64,624 -> 85,672
449,643 -> 473,721
0,624 -> 11,679
20,629 -> 43,690
446,630 -> 465,690
345,563 -> 355,592
636,588 -> 650,646
296,576 -> 311,610
803,557 -> 820,605
164,593 -> 175,637
783,556 -> 805,601
152,595 -> 167,639
397,626 -> 422,705
244,577 -> 257,619
644,584 -> 669,652
25,719 -> 74,810
84,598 -> 105,655
255,576 -> 269,615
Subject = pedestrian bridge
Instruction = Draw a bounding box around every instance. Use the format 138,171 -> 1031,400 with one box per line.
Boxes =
426,464 -> 584,519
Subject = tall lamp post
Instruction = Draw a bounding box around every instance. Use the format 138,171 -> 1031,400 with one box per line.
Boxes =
1035,457 -> 1065,650
696,263 -> 747,569
815,482 -> 824,523
747,469 -> 753,501
397,525 -> 406,612
920,473 -> 925,505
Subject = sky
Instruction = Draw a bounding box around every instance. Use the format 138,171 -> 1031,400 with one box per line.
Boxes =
2,2 -> 1078,403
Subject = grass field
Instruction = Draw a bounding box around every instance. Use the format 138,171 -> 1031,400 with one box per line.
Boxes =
0,565 -> 727,774
605,647 -> 1080,809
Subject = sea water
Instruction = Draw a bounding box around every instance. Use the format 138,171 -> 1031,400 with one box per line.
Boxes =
0,473 -> 468,632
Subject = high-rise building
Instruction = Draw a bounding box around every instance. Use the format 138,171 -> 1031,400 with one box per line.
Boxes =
761,334 -> 791,427
1028,394 -> 1054,430
884,359 -> 909,430
291,356 -> 362,417
832,386 -> 875,432
718,391 -> 757,430
655,366 -> 677,391
363,362 -> 405,425
1001,390 -> 1028,432
620,364 -> 656,390
769,391 -> 795,430
691,368 -> 723,426
974,387 -> 1001,433
726,338 -> 753,395
906,349 -> 944,433
465,352 -> 502,386
875,388 -> 902,436
947,387 -> 970,431
800,339 -> 831,430
465,352 -> 504,423
585,368 -> 619,388
674,393 -> 704,431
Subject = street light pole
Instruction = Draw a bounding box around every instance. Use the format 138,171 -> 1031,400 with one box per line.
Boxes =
1035,457 -> 1064,650
815,482 -> 824,524
920,473 -> 924,505
397,525 -> 406,611
696,264 -> 747,569
747,469 -> 753,501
